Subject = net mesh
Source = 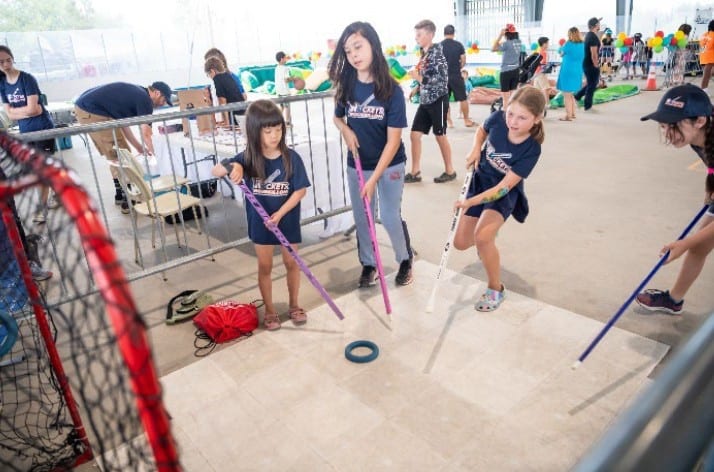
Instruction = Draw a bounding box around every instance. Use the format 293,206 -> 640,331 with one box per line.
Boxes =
0,133 -> 179,471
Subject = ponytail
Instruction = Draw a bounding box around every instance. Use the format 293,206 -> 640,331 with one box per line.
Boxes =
531,120 -> 545,144
704,116 -> 714,198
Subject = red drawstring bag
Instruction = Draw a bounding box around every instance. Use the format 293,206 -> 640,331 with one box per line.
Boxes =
193,300 -> 262,356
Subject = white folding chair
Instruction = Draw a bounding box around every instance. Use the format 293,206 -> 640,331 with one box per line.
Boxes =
111,161 -> 204,266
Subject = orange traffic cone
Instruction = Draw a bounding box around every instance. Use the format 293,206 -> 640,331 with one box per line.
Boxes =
643,65 -> 659,91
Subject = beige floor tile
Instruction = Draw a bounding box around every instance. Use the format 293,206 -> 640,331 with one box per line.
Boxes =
390,383 -> 499,460
240,355 -> 339,410
285,451 -> 337,472
438,354 -> 543,417
172,421 -> 217,472
338,355 -> 440,419
298,333 -> 379,383
209,333 -> 294,387
323,420 -> 448,471
281,383 -> 383,454
161,357 -> 238,415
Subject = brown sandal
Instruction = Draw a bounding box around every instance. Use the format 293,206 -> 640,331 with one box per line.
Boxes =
264,313 -> 281,331
288,307 -> 308,324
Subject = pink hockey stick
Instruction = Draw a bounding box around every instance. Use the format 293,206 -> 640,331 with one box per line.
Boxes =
353,150 -> 391,315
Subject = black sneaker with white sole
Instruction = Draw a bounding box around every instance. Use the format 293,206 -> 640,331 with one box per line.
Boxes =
358,265 -> 377,288
395,259 -> 413,286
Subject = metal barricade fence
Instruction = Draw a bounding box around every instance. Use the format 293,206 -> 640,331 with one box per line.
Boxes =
12,92 -> 353,282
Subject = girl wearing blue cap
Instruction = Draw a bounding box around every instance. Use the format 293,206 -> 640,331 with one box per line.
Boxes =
636,84 -> 714,314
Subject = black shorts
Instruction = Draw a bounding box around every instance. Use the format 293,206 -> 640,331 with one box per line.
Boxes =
411,95 -> 449,136
500,68 -> 520,92
28,138 -> 57,154
447,74 -> 468,102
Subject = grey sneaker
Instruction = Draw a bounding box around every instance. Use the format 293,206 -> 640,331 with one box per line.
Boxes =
433,172 -> 457,183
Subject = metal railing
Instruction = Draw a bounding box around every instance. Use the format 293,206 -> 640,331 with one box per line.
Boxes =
573,313 -> 714,471
11,92 -> 353,281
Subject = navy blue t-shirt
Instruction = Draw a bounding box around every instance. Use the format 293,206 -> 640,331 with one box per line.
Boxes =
1,71 -> 54,133
74,82 -> 153,119
334,80 -> 407,171
226,149 -> 311,245
470,110 -> 541,221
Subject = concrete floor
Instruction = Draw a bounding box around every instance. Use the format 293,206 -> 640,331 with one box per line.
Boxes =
55,76 -> 713,470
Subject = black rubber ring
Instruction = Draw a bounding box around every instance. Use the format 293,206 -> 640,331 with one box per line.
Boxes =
345,340 -> 379,363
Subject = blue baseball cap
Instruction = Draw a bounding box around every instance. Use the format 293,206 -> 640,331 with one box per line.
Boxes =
641,84 -> 713,123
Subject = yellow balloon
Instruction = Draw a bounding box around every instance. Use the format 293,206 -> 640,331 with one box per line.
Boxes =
653,36 -> 663,46
618,32 -> 627,40
647,38 -> 654,47
675,30 -> 685,40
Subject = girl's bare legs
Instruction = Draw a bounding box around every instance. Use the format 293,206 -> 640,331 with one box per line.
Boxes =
453,214 -> 478,251
474,210 -> 506,291
255,244 -> 276,315
280,244 -> 301,309
562,92 -> 575,120
409,130 -> 423,176
670,217 -> 714,301
702,64 -> 713,89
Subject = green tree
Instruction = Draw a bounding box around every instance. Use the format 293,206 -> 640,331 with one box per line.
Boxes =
0,0 -> 105,32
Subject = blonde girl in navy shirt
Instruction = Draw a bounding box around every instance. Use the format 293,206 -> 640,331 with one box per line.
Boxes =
212,100 -> 311,330
453,86 -> 546,312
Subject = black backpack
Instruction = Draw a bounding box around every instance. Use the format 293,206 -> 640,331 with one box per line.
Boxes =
518,53 -> 543,84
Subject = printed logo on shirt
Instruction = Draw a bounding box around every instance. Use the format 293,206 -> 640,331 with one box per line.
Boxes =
252,169 -> 289,197
484,140 -> 512,174
6,87 -> 25,105
265,169 -> 281,183
347,94 -> 384,121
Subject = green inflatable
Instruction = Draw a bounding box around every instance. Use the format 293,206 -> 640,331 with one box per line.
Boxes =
388,58 -> 408,80
240,70 -> 260,92
549,84 -> 639,108
468,76 -> 496,87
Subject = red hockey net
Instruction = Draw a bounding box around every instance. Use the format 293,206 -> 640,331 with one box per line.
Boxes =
0,133 -> 180,471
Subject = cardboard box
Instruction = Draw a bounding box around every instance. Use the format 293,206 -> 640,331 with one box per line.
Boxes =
177,88 -> 214,136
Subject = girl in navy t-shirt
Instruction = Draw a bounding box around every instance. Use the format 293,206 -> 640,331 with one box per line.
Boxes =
0,45 -> 56,223
212,100 -> 311,331
636,84 -> 714,315
329,21 -> 415,288
453,86 -> 546,312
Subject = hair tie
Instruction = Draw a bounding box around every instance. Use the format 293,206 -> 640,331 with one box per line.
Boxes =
709,168 -> 714,175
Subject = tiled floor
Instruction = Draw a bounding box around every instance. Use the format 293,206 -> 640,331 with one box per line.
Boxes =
160,260 -> 668,471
